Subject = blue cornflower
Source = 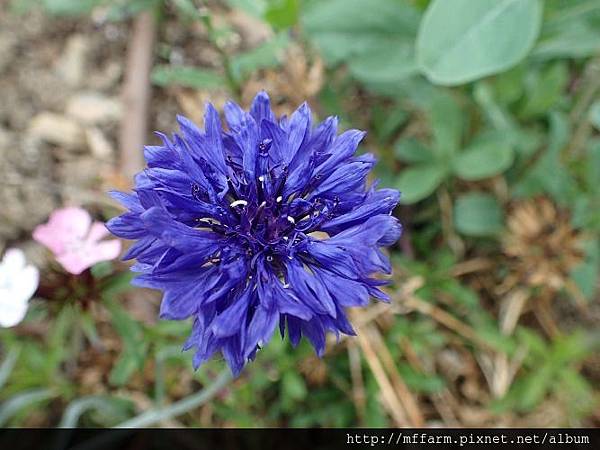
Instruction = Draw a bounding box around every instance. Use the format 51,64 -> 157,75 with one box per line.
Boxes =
107,92 -> 401,375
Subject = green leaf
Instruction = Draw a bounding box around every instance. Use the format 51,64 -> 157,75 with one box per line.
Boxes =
59,396 -> 131,427
347,46 -> 419,84
395,165 -> 447,204
151,65 -> 224,90
429,93 -> 463,156
416,0 -> 543,85
532,0 -> 600,59
533,22 -> 600,60
570,239 -> 600,300
104,299 -> 148,386
453,138 -> 514,180
0,347 -> 20,391
372,107 -> 408,143
265,0 -> 299,30
230,33 -> 289,83
589,101 -> 600,130
514,111 -> 576,203
394,138 -> 434,164
0,389 -> 55,426
281,371 -> 307,402
302,0 -> 421,85
41,0 -> 104,16
519,62 -> 568,119
454,192 -> 503,237
91,261 -> 113,279
399,364 -> 445,393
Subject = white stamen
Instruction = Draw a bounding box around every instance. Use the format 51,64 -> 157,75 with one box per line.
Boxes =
258,175 -> 265,182
276,196 -> 283,202
229,200 -> 248,208
287,216 -> 296,224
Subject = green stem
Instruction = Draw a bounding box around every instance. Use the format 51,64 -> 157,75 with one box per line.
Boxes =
116,369 -> 232,428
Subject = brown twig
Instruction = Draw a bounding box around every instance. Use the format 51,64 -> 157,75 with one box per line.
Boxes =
367,326 -> 425,426
119,10 -> 158,181
355,327 -> 410,427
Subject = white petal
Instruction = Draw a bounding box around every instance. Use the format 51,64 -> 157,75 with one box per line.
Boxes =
1,249 -> 26,275
12,265 -> 40,302
0,294 -> 29,328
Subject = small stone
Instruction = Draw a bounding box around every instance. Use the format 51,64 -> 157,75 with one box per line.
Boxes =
28,112 -> 85,149
85,127 -> 114,160
66,92 -> 122,125
55,35 -> 89,87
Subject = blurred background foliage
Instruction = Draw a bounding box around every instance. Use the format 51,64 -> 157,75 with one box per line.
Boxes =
1,0 -> 599,427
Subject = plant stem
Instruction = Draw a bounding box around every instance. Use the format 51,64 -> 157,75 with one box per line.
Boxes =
116,369 -> 232,428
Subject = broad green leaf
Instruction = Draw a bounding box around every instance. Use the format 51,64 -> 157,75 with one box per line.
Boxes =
429,93 -> 463,156
265,0 -> 299,30
395,165 -> 446,204
416,0 -> 543,85
454,192 -> 503,237
348,45 -> 419,84
453,139 -> 514,180
151,66 -> 224,90
394,138 -> 434,164
302,0 -> 421,85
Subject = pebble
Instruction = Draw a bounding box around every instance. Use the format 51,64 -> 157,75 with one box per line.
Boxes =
66,92 -> 122,125
28,112 -> 85,149
85,127 -> 114,160
55,35 -> 89,87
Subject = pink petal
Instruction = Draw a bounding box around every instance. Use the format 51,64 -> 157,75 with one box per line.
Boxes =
55,253 -> 91,275
33,224 -> 66,255
87,222 -> 110,244
33,207 -> 93,257
55,240 -> 122,275
93,239 -> 122,262
48,207 -> 92,240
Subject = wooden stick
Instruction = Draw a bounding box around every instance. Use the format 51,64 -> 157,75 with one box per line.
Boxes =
119,11 -> 157,181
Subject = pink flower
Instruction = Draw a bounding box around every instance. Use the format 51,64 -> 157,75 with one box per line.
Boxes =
33,207 -> 122,275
